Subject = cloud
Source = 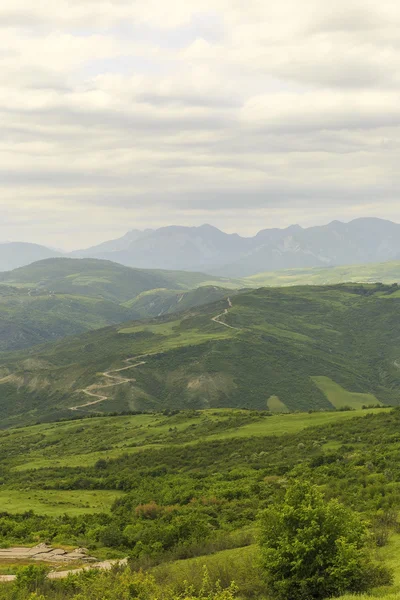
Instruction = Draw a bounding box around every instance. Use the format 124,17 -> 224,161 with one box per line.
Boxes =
1,0 -> 400,248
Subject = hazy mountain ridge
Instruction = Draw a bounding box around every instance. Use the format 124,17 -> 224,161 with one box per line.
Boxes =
0,243 -> 62,271
4,218 -> 400,276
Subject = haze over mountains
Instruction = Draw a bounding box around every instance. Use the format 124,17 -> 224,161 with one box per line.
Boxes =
3,218 -> 400,276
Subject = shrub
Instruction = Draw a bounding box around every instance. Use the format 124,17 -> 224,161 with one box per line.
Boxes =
259,481 -> 392,600
14,565 -> 49,593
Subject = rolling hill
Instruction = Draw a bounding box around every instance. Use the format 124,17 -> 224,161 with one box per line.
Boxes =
1,283 -> 399,427
0,258 -> 238,351
246,260 -> 400,287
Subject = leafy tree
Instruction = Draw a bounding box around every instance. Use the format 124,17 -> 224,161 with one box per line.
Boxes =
259,481 -> 392,600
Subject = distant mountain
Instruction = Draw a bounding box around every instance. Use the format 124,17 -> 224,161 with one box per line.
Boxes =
70,229 -> 153,258
7,218 -> 400,276
75,224 -> 250,272
0,243 -> 61,271
71,218 -> 400,277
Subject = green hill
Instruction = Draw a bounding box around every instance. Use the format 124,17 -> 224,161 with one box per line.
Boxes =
0,259 -> 238,351
1,283 -> 399,427
0,257 -> 240,302
124,285 -> 239,319
246,260 -> 400,287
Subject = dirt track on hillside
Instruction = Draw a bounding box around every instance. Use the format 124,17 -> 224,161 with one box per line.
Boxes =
69,357 -> 149,410
70,298 -> 239,412
211,297 -> 240,330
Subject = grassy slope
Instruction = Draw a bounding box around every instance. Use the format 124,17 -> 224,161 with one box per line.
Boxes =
246,260 -> 400,287
0,406 -> 398,600
0,258 -> 241,301
124,286 -> 239,319
0,407 -> 388,514
0,258 -> 238,351
0,283 -> 399,425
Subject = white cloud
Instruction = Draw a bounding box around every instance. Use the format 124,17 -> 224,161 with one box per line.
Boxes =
1,0 -> 400,248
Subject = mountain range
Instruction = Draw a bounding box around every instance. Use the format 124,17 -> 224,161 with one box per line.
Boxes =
4,218 -> 400,276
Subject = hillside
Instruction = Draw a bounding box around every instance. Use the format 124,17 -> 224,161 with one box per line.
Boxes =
246,260 -> 400,287
1,283 -> 399,427
69,218 -> 400,276
0,406 -> 397,600
0,257 -> 239,301
0,259 -> 237,351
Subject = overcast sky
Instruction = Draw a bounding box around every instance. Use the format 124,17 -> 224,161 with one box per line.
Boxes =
2,0 -> 400,249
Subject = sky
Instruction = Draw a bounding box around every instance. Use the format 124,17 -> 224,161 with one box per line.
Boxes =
1,0 -> 400,250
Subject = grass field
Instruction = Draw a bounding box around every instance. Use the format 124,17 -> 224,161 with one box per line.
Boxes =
312,376 -> 381,409
0,258 -> 239,352
0,490 -> 122,516
267,396 -> 290,413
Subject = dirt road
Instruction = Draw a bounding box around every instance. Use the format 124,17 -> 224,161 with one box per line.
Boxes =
211,298 -> 240,330
70,357 -> 149,411
70,297 -> 239,412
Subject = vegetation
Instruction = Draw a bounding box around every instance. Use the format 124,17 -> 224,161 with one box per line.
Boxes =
259,481 -> 391,600
0,566 -> 238,599
0,408 -> 400,598
0,258 -> 236,351
246,260 -> 400,287
1,283 -> 400,425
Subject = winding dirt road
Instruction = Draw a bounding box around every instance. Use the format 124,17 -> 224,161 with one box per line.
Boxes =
70,298 -> 239,412
211,297 -> 240,330
70,356 -> 149,411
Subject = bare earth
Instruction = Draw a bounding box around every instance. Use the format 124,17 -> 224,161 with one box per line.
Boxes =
0,544 -> 127,582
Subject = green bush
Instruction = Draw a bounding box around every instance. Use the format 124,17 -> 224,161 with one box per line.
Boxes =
14,564 -> 50,593
259,481 -> 392,600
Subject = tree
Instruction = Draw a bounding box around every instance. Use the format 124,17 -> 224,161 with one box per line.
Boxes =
259,481 -> 392,600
